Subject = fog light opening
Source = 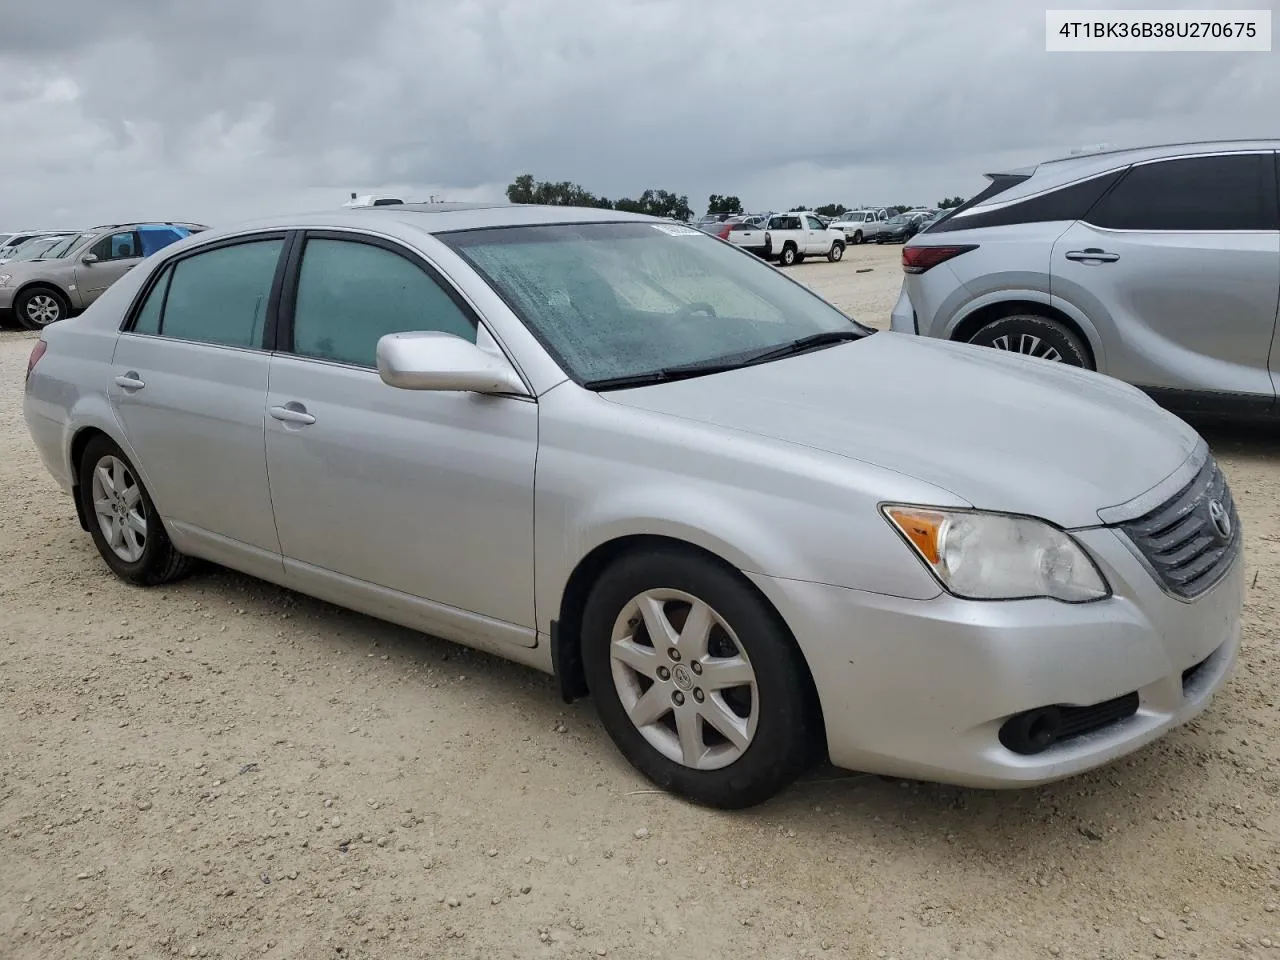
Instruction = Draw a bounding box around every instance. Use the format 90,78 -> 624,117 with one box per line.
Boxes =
999,706 -> 1063,756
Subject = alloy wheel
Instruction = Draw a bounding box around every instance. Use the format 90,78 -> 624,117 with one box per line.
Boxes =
987,333 -> 1063,362
609,588 -> 758,771
90,455 -> 148,563
25,294 -> 62,327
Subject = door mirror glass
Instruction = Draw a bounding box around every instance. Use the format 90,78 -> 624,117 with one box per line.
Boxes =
376,331 -> 527,394
81,253 -> 99,265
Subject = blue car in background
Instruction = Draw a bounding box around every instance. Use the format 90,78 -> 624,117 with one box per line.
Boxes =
1,221 -> 206,329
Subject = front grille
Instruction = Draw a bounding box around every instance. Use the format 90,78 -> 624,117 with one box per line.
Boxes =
1118,457 -> 1241,599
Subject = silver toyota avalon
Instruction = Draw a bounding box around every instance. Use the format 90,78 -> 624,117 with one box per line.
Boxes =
23,203 -> 1243,808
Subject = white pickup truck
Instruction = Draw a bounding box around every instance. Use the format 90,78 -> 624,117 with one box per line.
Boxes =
762,212 -> 846,265
829,208 -> 891,244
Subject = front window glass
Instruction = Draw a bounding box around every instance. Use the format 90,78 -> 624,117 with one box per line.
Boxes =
441,221 -> 867,385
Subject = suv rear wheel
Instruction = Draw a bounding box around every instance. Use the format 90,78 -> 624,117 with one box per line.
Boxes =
967,314 -> 1092,368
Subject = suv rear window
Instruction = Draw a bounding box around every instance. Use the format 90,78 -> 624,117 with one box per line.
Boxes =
930,170 -> 1122,233
1085,153 -> 1278,231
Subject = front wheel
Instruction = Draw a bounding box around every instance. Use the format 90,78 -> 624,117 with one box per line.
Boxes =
16,286 -> 69,330
828,242 -> 844,263
966,314 -> 1092,368
581,548 -> 819,809
77,435 -> 197,585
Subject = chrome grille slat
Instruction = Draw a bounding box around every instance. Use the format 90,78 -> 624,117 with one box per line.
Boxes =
1117,457 -> 1240,600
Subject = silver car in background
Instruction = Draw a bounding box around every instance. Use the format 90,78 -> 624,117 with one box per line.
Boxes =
892,140 -> 1280,418
25,203 -> 1242,808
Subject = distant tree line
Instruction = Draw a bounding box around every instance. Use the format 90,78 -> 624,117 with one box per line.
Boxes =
504,175 -> 964,220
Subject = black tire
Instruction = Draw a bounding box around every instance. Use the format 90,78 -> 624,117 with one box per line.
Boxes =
966,314 -> 1092,368
828,242 -> 844,263
779,243 -> 798,266
77,435 -> 197,586
581,547 -> 819,809
15,285 -> 70,330
852,230 -> 863,245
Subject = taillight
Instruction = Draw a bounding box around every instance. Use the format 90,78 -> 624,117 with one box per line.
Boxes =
902,244 -> 978,275
717,224 -> 733,241
25,339 -> 47,382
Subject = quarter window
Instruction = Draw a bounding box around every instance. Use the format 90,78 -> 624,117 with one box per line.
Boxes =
131,267 -> 172,336
159,239 -> 283,347
1087,154 -> 1278,231
290,238 -> 477,368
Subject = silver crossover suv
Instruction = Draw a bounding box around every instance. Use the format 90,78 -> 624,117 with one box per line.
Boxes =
24,203 -> 1242,808
891,140 -> 1280,418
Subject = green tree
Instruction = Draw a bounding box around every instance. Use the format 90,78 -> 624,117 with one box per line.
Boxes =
706,194 -> 743,216
788,205 -> 809,212
506,174 -> 613,208
815,203 -> 848,218
937,196 -> 967,209
616,189 -> 694,221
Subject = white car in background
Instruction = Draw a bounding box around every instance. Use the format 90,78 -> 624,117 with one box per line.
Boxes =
830,209 -> 891,244
763,212 -> 846,265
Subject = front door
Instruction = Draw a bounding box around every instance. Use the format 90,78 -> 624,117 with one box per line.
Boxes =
804,215 -> 829,254
263,232 -> 538,635
1052,151 -> 1280,407
109,234 -> 288,577
76,230 -> 145,305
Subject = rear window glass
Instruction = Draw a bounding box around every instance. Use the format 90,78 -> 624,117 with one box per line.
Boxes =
1086,154 -> 1278,231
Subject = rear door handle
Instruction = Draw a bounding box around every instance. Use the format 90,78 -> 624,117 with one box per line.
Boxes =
270,403 -> 316,426
1065,248 -> 1120,263
114,372 -> 145,390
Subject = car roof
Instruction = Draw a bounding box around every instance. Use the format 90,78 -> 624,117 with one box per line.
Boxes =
178,203 -> 663,247
977,138 -> 1280,208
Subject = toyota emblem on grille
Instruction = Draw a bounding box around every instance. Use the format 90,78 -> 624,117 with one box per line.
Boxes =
1208,498 -> 1232,541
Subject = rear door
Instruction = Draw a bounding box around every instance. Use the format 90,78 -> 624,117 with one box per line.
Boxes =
1052,151 -> 1280,410
109,233 -> 288,578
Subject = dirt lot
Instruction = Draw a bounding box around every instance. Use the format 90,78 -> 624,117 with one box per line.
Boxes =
3,244 -> 1280,960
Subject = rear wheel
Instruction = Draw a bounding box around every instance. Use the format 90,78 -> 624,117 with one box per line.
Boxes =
779,243 -> 798,266
16,286 -> 69,330
966,314 -> 1092,368
828,242 -> 844,263
77,435 -> 197,585
581,548 -> 819,809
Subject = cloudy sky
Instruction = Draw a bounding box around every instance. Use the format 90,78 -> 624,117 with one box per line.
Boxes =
0,0 -> 1275,228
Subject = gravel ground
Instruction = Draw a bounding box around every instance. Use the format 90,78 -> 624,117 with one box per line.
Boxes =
2,248 -> 1279,960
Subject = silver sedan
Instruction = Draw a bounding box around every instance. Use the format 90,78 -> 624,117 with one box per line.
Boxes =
23,203 -> 1243,808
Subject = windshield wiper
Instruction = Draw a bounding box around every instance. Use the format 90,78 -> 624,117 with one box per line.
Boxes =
583,330 -> 866,392
731,329 -> 866,365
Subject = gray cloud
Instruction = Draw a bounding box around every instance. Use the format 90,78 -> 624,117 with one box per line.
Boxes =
0,0 -> 1275,227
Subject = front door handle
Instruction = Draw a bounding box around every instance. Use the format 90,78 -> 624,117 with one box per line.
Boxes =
114,372 -> 145,390
1065,248 -> 1120,263
270,403 -> 316,426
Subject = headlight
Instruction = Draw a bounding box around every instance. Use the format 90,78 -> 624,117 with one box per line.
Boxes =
883,505 -> 1109,603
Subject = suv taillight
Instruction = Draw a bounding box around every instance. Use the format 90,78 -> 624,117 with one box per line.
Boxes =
26,339 -> 47,382
902,244 -> 977,275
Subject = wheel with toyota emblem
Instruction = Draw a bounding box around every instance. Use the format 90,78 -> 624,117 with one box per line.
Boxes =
580,545 -> 820,808
77,435 -> 196,585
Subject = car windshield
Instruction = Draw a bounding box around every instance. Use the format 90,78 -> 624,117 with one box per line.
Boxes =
42,233 -> 94,259
9,237 -> 68,261
441,221 -> 870,386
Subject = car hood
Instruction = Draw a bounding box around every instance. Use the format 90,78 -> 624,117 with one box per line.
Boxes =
599,331 -> 1201,528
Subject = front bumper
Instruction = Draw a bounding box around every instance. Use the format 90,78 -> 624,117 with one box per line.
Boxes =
748,525 -> 1243,788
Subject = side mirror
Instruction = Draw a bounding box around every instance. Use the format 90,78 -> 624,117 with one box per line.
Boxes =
81,253 -> 99,265
376,331 -> 528,395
